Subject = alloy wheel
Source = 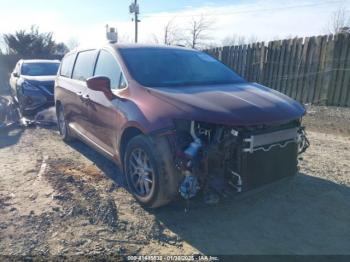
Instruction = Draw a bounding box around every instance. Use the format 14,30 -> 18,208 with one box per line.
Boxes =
128,148 -> 155,197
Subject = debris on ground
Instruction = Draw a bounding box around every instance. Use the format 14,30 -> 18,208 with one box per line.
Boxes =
0,95 -> 20,130
0,95 -> 57,132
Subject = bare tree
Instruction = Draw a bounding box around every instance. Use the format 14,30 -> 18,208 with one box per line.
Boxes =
164,20 -> 173,45
327,6 -> 350,34
222,34 -> 238,46
66,38 -> 80,50
163,18 -> 184,46
247,35 -> 258,44
222,34 -> 247,46
118,33 -> 132,44
237,36 -> 246,45
147,34 -> 160,44
204,41 -> 221,49
186,15 -> 214,49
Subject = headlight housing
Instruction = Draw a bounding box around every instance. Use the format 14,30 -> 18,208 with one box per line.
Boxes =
22,81 -> 40,91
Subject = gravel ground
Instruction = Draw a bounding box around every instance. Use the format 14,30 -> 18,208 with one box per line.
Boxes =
303,105 -> 350,137
0,101 -> 350,257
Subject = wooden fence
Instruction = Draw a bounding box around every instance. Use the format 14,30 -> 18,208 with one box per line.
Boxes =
206,34 -> 350,107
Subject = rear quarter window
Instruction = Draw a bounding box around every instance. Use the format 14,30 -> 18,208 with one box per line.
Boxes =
72,50 -> 97,81
60,54 -> 76,78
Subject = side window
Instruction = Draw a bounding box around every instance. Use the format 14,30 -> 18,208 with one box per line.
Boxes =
72,50 -> 97,81
94,50 -> 125,90
60,53 -> 76,78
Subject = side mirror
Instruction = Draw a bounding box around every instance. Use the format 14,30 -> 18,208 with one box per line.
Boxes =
12,72 -> 19,78
86,76 -> 115,100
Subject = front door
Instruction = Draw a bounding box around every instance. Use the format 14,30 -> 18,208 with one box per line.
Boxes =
84,49 -> 127,156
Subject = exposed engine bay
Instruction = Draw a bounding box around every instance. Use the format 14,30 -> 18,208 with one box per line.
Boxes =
169,119 -> 309,204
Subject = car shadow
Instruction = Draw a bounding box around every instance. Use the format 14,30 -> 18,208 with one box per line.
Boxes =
150,174 -> 350,255
67,140 -> 125,186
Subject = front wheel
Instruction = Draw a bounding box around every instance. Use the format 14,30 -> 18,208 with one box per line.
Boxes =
124,135 -> 180,208
57,105 -> 74,142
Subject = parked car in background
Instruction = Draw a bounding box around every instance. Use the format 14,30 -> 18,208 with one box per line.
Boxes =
55,44 -> 308,208
9,59 -> 60,116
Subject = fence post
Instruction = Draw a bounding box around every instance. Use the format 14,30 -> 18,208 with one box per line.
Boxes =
321,35 -> 335,105
314,35 -> 328,105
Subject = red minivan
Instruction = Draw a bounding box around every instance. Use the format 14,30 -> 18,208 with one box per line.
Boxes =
55,43 -> 308,208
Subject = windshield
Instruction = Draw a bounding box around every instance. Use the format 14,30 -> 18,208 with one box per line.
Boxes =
119,48 -> 245,87
21,62 -> 60,76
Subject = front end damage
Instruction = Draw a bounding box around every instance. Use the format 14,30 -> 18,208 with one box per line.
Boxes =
166,119 -> 309,203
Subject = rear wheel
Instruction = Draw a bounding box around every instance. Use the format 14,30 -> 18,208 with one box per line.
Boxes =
57,105 -> 74,142
124,135 -> 180,208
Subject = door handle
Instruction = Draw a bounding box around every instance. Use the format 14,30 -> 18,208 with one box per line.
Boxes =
77,92 -> 90,102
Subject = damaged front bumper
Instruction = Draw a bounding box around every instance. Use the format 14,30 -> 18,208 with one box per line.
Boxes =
165,119 -> 309,201
20,89 -> 54,115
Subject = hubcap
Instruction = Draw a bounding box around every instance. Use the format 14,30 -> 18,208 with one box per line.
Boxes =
129,148 -> 154,197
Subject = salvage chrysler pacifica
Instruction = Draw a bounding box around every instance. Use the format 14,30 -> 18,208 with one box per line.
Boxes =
55,44 -> 309,208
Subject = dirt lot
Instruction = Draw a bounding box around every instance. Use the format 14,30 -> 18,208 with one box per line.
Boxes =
0,100 -> 350,257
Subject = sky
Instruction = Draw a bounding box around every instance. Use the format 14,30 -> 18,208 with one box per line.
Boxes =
0,0 -> 349,50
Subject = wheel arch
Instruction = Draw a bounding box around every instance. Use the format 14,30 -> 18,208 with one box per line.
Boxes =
119,126 -> 144,164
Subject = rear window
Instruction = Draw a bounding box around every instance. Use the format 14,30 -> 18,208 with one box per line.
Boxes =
72,50 -> 97,81
21,62 -> 60,76
60,54 -> 76,78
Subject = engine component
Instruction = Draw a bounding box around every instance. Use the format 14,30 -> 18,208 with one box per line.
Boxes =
179,173 -> 200,200
190,121 -> 199,140
231,129 -> 239,136
184,138 -> 202,158
174,119 -> 303,205
229,170 -> 242,193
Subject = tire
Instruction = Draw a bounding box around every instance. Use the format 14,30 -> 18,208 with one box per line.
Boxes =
124,135 -> 181,208
57,104 -> 74,142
